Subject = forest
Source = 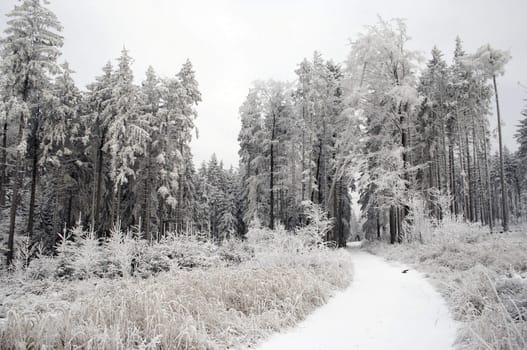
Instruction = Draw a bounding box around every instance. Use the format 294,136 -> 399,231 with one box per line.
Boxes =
1,3 -> 523,260
0,1 -> 526,350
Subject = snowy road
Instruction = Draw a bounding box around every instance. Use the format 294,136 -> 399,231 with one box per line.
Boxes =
255,249 -> 458,350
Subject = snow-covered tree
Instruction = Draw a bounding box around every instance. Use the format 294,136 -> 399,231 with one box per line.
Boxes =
86,61 -> 115,233
238,80 -> 293,230
1,0 -> 63,264
345,18 -> 420,243
465,45 -> 511,231
39,62 -> 83,245
138,66 -> 162,240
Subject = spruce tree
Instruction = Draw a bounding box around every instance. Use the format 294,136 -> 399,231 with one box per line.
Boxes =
1,0 -> 63,264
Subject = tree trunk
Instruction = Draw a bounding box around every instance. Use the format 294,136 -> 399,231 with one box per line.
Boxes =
142,145 -> 152,241
389,206 -> 397,244
6,109 -> 25,265
176,141 -> 185,233
457,123 -> 468,220
158,199 -> 165,238
0,118 -> 7,208
312,140 -> 322,203
465,132 -> 474,222
269,112 -> 276,230
111,185 -> 121,229
7,80 -> 30,265
449,143 -> 457,216
397,207 -> 403,243
6,154 -> 23,266
26,130 -> 39,238
320,120 -> 327,209
333,177 -> 339,245
65,193 -> 73,229
93,135 -> 105,233
376,212 -> 381,240
301,107 -> 306,202
493,75 -> 509,232
400,104 -> 410,236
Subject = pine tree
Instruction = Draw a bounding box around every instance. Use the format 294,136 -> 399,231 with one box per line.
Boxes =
515,98 -> 527,169
86,61 -> 115,233
107,48 -> 148,229
238,84 -> 267,227
415,47 -> 451,218
345,18 -> 420,243
174,60 -> 201,232
40,62 -> 82,245
1,0 -> 63,264
138,66 -> 162,240
466,44 -> 511,231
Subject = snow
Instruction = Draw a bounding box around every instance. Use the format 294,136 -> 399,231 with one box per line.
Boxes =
255,249 -> 458,350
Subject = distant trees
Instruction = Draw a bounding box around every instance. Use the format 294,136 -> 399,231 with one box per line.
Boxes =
400,36 -> 513,236
238,54 -> 353,246
194,155 -> 240,239
238,80 -> 295,231
347,20 -> 515,240
237,18 -> 519,244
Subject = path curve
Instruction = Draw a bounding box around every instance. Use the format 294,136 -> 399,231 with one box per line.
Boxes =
255,249 -> 458,350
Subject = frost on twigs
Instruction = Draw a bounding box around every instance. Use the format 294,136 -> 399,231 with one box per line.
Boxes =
463,45 -> 511,78
299,201 -> 334,246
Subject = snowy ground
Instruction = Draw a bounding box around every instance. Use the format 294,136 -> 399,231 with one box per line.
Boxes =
255,248 -> 458,350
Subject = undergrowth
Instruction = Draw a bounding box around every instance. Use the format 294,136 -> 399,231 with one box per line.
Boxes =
0,223 -> 352,349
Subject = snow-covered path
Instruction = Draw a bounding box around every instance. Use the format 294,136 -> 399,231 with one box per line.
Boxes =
255,249 -> 458,350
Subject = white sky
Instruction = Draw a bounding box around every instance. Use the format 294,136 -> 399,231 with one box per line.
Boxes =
1,0 -> 525,168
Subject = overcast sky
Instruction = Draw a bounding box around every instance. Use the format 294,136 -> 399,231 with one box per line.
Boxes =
1,0 -> 525,168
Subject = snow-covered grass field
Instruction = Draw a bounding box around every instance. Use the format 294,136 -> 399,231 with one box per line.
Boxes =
0,226 -> 352,349
366,220 -> 527,350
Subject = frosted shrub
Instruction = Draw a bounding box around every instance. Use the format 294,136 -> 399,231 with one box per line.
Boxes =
298,201 -> 334,246
160,233 -> 222,269
56,226 -> 104,279
14,235 -> 40,267
55,228 -> 78,278
105,229 -> 139,277
402,195 -> 430,243
135,243 -> 171,277
246,224 -> 277,245
217,238 -> 254,265
25,256 -> 58,280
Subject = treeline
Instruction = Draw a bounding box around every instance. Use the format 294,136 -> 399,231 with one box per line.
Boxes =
345,20 -> 520,240
352,20 -> 513,242
0,0 -> 217,264
1,1 -> 524,265
237,55 -> 353,247
239,18 -> 522,244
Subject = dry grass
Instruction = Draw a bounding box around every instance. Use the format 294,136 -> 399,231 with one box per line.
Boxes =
365,220 -> 527,350
0,226 -> 352,350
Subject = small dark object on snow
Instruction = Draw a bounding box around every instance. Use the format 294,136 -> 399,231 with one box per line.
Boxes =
402,269 -> 409,274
